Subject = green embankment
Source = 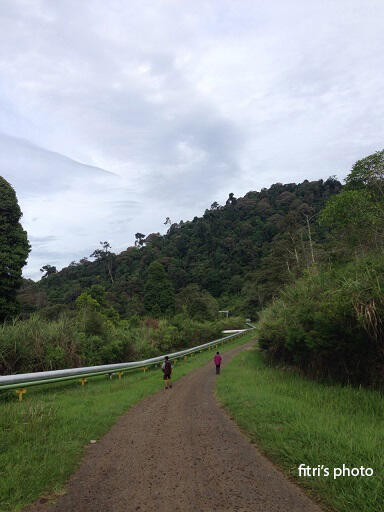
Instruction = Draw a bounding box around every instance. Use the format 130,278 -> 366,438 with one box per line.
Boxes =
0,331 -> 254,512
217,347 -> 384,512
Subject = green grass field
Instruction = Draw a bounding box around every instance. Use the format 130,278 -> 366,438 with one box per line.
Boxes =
0,331 -> 254,512
216,347 -> 384,512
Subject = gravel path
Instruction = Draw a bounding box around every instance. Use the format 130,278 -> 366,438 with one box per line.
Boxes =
26,340 -> 323,512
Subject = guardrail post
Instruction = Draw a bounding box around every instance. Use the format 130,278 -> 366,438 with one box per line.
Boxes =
16,388 -> 26,401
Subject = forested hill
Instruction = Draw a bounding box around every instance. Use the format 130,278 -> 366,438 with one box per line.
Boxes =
20,177 -> 342,319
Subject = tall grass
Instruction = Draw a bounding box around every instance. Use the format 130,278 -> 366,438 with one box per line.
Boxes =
0,313 -> 245,375
217,348 -> 384,512
257,252 -> 384,386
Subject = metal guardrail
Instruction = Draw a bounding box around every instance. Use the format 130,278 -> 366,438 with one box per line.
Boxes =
0,326 -> 255,391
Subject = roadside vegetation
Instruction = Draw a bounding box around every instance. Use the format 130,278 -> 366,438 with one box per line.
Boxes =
258,150 -> 384,387
257,252 -> 384,386
0,330 -> 255,512
217,348 -> 384,512
0,302 -> 244,375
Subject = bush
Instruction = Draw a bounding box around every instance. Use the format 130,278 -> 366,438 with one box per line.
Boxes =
0,314 -> 79,373
0,312 -> 247,374
257,253 -> 384,387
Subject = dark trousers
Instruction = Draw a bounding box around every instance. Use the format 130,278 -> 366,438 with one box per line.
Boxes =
216,365 -> 221,375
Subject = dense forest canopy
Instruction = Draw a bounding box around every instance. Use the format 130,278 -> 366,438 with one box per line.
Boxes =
19,177 -> 341,320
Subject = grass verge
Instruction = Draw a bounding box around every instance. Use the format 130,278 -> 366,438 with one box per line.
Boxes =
216,347 -> 384,512
0,331 -> 255,512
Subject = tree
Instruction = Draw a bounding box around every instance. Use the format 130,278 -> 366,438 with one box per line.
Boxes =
144,261 -> 175,316
90,241 -> 115,283
75,291 -> 100,311
319,189 -> 383,249
87,284 -> 108,307
134,233 -> 146,247
320,152 -> 384,250
225,192 -> 237,206
76,285 -> 119,326
345,150 -> 384,197
0,177 -> 30,321
176,283 -> 218,320
40,264 -> 57,278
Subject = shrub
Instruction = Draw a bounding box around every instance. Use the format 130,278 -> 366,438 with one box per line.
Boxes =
0,312 -> 246,374
258,253 -> 384,386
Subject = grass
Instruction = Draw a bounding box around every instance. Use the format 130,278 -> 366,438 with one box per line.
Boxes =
216,347 -> 384,512
0,331 -> 255,512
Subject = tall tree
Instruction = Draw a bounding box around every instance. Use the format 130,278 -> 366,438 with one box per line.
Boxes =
225,192 -> 237,206
0,177 -> 30,321
90,241 -> 115,283
135,232 -> 146,247
40,264 -> 57,278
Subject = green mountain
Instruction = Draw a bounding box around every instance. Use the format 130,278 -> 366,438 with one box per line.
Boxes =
19,177 -> 342,319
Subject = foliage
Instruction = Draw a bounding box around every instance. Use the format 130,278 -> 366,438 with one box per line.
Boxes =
75,291 -> 100,311
0,177 -> 30,321
345,149 -> 384,196
176,284 -> 218,320
319,189 -> 384,250
256,150 -> 384,387
257,253 -> 384,386
20,178 -> 341,319
0,309 -> 245,374
40,264 -> 57,278
144,261 -> 175,316
90,241 -> 115,284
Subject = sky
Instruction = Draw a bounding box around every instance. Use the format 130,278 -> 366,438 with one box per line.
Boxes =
0,0 -> 383,280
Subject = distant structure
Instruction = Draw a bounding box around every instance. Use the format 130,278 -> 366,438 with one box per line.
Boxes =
219,310 -> 229,318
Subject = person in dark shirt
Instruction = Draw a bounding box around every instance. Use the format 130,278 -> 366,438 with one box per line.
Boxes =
161,356 -> 173,389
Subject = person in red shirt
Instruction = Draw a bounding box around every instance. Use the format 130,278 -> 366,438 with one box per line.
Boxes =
214,351 -> 222,375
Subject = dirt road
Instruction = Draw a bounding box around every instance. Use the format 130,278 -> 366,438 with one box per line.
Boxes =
26,341 -> 323,512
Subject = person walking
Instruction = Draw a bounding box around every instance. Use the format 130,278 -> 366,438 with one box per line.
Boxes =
214,351 -> 222,375
162,356 -> 173,389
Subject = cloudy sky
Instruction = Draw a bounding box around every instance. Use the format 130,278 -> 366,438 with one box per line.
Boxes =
1,0 -> 383,279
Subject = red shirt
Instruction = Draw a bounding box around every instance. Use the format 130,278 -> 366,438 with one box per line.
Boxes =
214,354 -> 222,365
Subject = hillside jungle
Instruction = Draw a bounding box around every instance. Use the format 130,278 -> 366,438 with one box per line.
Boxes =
1,150 -> 384,386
